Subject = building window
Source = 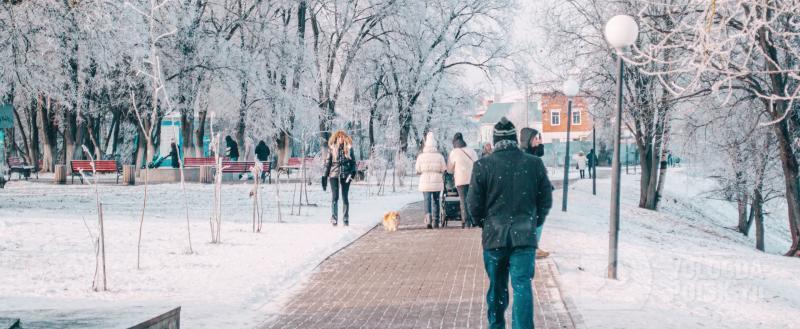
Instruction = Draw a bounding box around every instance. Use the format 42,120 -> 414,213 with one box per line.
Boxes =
551,110 -> 560,126
572,111 -> 582,125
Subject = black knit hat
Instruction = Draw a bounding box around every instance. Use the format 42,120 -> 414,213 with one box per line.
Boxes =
493,117 -> 517,144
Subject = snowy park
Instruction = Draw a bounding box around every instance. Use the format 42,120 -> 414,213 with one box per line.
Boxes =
3,0 -> 800,329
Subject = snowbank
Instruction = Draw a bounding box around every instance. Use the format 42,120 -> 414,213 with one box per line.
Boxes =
0,179 -> 419,328
543,168 -> 800,329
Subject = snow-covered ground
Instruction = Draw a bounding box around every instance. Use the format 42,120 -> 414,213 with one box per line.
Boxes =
544,167 -> 800,329
0,177 -> 419,328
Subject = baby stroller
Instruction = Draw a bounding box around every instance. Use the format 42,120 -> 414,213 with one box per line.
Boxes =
440,172 -> 465,228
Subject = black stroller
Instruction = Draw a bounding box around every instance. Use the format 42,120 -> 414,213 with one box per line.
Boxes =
440,172 -> 465,228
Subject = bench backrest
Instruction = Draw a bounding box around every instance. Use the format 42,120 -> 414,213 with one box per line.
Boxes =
184,157 -> 216,167
7,157 -> 25,167
71,160 -> 118,173
222,161 -> 255,173
286,157 -> 316,167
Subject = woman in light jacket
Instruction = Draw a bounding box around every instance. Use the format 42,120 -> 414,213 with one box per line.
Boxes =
447,132 -> 478,228
575,151 -> 588,179
415,132 -> 447,229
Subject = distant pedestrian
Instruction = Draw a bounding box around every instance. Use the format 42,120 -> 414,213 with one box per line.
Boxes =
468,117 -> 553,329
323,131 -> 356,227
587,149 -> 597,178
225,135 -> 239,161
447,132 -> 478,228
416,132 -> 447,229
167,142 -> 180,168
255,140 -> 271,182
482,142 -> 493,158
575,151 -> 587,179
519,128 -> 544,157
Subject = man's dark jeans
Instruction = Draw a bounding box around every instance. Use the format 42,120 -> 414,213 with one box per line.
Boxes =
483,245 -> 536,329
329,177 -> 351,221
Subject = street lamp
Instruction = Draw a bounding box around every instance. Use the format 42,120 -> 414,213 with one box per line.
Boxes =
561,78 -> 580,212
604,14 -> 638,280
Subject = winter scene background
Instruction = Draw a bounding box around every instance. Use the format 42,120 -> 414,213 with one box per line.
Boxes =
1,0 -> 800,328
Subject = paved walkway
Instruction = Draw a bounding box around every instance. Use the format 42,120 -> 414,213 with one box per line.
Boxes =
261,203 -> 581,329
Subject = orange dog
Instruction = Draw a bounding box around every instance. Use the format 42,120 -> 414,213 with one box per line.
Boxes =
382,211 -> 400,232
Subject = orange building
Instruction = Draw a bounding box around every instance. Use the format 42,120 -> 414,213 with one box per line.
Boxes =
539,92 -> 593,143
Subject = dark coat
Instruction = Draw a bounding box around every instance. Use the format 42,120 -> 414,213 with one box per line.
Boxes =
467,143 -> 553,250
226,139 -> 239,159
168,147 -> 180,168
324,147 -> 356,179
255,142 -> 270,162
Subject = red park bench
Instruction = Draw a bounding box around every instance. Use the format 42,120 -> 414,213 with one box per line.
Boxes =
223,161 -> 272,182
183,157 -> 217,167
277,157 -> 315,181
7,156 -> 39,180
70,160 -> 120,184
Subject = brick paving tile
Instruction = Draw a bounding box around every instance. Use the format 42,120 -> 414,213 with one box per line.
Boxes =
261,203 -> 580,329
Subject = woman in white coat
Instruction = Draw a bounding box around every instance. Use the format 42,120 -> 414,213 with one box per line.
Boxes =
447,132 -> 478,228
416,132 -> 447,229
575,151 -> 588,179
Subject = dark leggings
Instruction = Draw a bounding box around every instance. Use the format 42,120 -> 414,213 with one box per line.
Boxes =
329,177 -> 351,221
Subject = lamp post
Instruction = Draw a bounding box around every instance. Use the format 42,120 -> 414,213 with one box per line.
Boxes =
592,122 -> 596,195
604,14 -> 638,280
561,78 -> 580,212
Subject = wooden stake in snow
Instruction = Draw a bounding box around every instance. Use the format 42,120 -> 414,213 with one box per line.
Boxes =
80,146 -> 107,291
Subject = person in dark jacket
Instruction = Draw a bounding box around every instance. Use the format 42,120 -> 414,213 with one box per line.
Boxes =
468,117 -> 553,329
323,130 -> 356,227
587,149 -> 597,178
255,140 -> 270,181
519,127 -> 553,259
519,127 -> 544,157
167,142 -> 180,168
225,135 -> 239,161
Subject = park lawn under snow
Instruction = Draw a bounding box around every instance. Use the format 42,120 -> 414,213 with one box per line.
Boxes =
543,167 -> 800,329
0,177 -> 419,328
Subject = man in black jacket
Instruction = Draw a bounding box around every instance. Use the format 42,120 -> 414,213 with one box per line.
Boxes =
468,117 -> 553,329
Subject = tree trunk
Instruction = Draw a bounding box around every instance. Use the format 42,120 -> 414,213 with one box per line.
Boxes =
236,72 -> 248,149
737,197 -> 749,234
195,110 -> 206,157
771,110 -> 800,256
180,112 -> 195,158
64,110 -> 78,168
38,95 -> 58,172
753,189 -> 765,252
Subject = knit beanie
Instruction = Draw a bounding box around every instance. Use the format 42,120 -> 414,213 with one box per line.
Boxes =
493,117 -> 517,144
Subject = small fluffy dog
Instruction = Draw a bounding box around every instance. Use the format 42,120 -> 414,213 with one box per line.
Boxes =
382,211 -> 400,232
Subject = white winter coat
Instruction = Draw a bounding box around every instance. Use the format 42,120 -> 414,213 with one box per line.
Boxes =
415,133 -> 447,192
447,147 -> 478,187
574,154 -> 588,170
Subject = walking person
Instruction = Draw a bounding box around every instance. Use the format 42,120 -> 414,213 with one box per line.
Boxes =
587,148 -> 597,178
575,151 -> 587,179
468,117 -> 553,329
255,140 -> 271,182
519,128 -> 544,157
167,142 -> 180,168
323,131 -> 356,227
416,132 -> 447,229
520,128 -> 553,259
225,135 -> 239,161
447,132 -> 478,228
482,142 -> 493,158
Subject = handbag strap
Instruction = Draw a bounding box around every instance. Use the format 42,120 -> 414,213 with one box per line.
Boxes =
458,148 -> 475,162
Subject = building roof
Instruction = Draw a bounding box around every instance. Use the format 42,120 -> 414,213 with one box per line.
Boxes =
479,102 -> 541,126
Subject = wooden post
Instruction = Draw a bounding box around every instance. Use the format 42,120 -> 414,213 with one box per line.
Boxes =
54,164 -> 67,184
122,165 -> 136,185
200,165 -> 213,184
